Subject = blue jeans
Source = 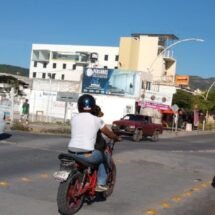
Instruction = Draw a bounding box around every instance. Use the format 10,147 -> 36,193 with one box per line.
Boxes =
73,150 -> 107,185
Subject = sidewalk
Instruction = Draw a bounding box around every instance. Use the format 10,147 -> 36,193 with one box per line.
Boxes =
6,121 -> 215,138
6,121 -> 71,136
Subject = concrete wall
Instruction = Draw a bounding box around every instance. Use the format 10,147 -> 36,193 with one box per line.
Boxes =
94,95 -> 136,124
29,90 -> 136,125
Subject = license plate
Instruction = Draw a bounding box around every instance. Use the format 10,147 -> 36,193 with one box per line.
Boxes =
53,171 -> 70,181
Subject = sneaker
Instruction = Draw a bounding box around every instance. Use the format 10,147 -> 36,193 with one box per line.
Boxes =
95,185 -> 108,192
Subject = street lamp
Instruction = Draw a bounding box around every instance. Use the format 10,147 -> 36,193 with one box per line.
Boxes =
201,80 -> 215,131
147,37 -> 204,131
204,80 -> 215,101
148,38 -> 204,73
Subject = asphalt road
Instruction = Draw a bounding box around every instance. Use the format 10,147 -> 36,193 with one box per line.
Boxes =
0,131 -> 215,215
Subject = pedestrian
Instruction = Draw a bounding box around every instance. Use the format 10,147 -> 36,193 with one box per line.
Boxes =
21,99 -> 30,124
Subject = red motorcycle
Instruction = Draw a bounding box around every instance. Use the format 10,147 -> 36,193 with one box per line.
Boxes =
54,140 -> 116,215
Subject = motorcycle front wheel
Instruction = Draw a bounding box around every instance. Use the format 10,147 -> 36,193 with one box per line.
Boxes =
57,172 -> 84,215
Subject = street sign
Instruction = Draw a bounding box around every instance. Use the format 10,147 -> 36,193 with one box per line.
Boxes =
171,104 -> 179,112
57,92 -> 79,103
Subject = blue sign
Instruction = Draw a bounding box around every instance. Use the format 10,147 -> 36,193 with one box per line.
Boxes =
82,68 -> 141,97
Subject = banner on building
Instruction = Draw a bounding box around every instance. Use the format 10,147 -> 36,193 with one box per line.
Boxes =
0,99 -> 12,121
138,90 -> 174,111
82,68 -> 141,98
193,110 -> 199,127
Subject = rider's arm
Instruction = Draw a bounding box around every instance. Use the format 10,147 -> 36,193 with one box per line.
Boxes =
100,125 -> 119,141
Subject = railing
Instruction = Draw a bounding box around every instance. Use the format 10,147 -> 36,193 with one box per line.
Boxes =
152,75 -> 175,85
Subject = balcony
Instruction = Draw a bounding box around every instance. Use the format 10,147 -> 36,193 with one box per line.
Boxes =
32,50 -> 50,62
153,75 -> 175,86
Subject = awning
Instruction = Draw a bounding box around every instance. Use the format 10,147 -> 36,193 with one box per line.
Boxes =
160,109 -> 175,114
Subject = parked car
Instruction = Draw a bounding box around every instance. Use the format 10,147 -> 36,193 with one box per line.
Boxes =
111,114 -> 163,142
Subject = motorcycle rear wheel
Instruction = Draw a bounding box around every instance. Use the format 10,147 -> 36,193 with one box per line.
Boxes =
102,160 -> 116,198
57,172 -> 84,215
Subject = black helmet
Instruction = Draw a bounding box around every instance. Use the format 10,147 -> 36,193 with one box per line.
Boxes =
78,94 -> 96,112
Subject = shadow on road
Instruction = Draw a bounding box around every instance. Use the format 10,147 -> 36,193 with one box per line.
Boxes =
84,192 -> 106,206
0,133 -> 12,140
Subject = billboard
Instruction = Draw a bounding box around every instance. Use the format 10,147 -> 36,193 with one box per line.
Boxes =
82,68 -> 141,98
175,75 -> 189,86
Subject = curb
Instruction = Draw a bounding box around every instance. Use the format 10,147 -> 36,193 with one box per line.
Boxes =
161,130 -> 215,138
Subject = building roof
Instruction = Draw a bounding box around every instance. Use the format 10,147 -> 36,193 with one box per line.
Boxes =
131,33 -> 179,40
0,73 -> 32,88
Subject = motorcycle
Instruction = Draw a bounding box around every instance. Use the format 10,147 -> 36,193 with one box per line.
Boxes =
54,140 -> 117,215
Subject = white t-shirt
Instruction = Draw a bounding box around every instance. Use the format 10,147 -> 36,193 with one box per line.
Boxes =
68,112 -> 105,151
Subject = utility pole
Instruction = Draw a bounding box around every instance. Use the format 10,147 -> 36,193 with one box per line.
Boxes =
10,87 -> 15,125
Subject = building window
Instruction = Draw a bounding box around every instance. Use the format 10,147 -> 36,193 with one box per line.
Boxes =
34,62 -> 37,67
61,74 -> 65,80
104,66 -> 108,69
114,66 -> 118,69
146,81 -> 151,90
48,73 -> 51,78
142,81 -> 145,89
43,62 -> 47,68
115,55 -> 119,61
51,73 -> 56,79
63,63 -> 66,69
104,55 -> 108,61
33,72 -> 36,78
53,63 -> 57,68
72,64 -> 76,70
42,73 -> 46,79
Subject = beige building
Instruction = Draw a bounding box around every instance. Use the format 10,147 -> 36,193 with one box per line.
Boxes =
118,34 -> 178,84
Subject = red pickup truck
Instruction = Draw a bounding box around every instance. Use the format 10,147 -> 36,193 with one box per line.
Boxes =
111,114 -> 163,142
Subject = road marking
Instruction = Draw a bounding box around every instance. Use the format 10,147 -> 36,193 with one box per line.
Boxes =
206,180 -> 212,185
0,172 -> 53,188
0,140 -> 16,145
191,186 -> 201,192
39,173 -> 49,179
171,195 -> 182,202
115,159 -> 124,163
182,190 -> 193,197
145,209 -> 158,215
0,181 -> 10,187
200,182 -> 209,188
160,201 -> 171,208
171,149 -> 215,153
20,177 -> 32,182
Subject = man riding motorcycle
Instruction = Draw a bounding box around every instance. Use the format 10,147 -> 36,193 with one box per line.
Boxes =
68,94 -> 119,192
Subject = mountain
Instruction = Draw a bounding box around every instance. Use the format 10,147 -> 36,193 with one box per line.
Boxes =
0,64 -> 214,91
0,64 -> 29,77
189,76 -> 215,91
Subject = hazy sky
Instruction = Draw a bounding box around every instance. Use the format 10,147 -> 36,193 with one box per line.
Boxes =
0,0 -> 214,78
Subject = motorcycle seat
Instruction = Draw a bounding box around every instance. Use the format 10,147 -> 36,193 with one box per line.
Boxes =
58,153 -> 99,168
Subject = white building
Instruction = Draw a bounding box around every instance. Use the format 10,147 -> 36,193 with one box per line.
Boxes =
28,36 -> 177,124
29,44 -> 145,123
29,44 -> 119,82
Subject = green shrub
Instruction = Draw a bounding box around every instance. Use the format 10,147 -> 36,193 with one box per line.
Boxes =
11,122 -> 30,131
40,127 -> 70,134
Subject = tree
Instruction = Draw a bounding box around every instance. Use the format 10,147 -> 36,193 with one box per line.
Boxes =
172,89 -> 194,110
173,89 -> 215,114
